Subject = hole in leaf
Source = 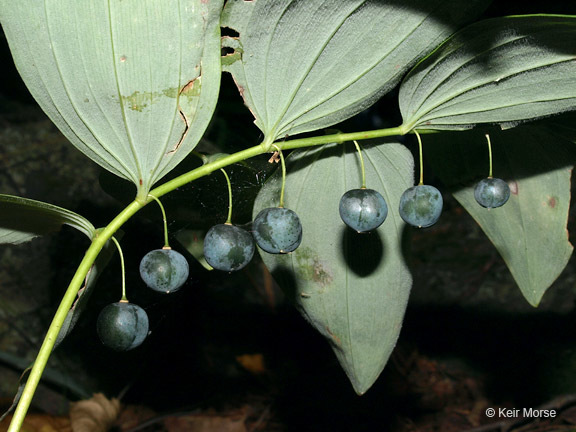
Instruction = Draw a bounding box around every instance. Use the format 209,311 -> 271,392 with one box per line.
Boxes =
221,46 -> 235,57
221,26 -> 239,38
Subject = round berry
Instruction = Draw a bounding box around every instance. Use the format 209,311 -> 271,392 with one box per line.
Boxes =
474,177 -> 510,208
339,188 -> 388,233
204,223 -> 255,272
97,302 -> 149,351
253,207 -> 302,254
139,248 -> 189,294
399,185 -> 443,228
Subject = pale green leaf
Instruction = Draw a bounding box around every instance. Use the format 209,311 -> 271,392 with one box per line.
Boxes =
400,15 -> 576,131
222,0 -> 489,148
254,142 -> 414,394
0,194 -> 95,244
427,127 -> 574,306
0,0 -> 223,200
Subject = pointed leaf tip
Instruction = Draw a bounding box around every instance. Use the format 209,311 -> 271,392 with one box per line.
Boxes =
400,15 -> 576,131
0,0 -> 223,199
255,142 -> 414,393
0,194 -> 95,244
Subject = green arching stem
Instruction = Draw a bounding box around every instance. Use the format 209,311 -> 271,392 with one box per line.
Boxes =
7,124 -> 408,432
415,130 -> 424,186
151,126 -> 408,198
148,194 -> 170,248
220,168 -> 233,225
7,200 -> 142,432
110,236 -> 128,302
353,140 -> 367,189
486,133 -> 494,178
272,145 -> 287,208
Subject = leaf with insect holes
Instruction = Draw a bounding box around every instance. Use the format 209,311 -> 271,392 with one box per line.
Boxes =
221,0 -> 490,149
0,0 -> 222,200
254,142 -> 414,394
400,15 -> 576,131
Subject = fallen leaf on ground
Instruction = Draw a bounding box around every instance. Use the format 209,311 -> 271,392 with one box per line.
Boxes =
0,414 -> 71,432
164,407 -> 249,432
69,393 -> 120,432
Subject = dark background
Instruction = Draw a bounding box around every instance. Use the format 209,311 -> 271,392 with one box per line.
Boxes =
1,2 -> 576,431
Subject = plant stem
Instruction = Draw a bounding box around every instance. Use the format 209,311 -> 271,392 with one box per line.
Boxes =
7,200 -> 142,432
7,124 -> 407,432
110,236 -> 127,302
148,194 -> 170,248
486,133 -> 493,178
353,140 -> 367,189
220,169 -> 233,225
415,130 -> 424,186
282,126 -> 407,150
272,145 -> 287,208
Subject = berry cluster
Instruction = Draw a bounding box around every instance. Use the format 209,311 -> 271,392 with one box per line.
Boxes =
97,133 -> 510,351
97,198 -> 190,351
340,134 -> 510,231
203,154 -> 304,273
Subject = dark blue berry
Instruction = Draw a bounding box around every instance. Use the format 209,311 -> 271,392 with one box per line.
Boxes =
474,177 -> 510,208
399,185 -> 443,228
253,207 -> 302,254
139,248 -> 189,293
204,224 -> 255,272
339,188 -> 388,233
97,302 -> 149,351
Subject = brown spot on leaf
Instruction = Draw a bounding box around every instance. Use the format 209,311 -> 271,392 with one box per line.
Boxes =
548,196 -> 557,208
509,180 -> 518,195
295,247 -> 334,290
313,260 -> 332,286
168,78 -> 200,154
181,80 -> 195,95
325,326 -> 341,347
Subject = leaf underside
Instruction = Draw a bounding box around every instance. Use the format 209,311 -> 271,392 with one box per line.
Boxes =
427,127 -> 574,306
0,0 -> 223,198
400,15 -> 576,132
222,0 -> 490,147
254,142 -> 414,394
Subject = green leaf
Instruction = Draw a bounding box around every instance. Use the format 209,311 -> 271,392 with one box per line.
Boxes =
400,15 -> 576,131
0,194 -> 95,244
0,0 -> 223,200
254,142 -> 414,394
427,127 -> 574,306
222,0 -> 489,149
